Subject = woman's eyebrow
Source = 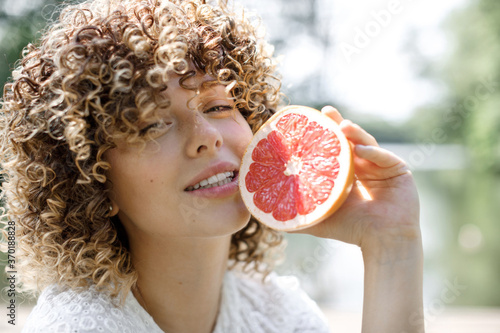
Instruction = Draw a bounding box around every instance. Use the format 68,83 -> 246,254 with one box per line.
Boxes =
181,71 -> 218,90
200,85 -> 232,103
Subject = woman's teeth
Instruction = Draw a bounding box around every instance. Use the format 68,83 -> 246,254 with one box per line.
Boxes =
186,171 -> 234,191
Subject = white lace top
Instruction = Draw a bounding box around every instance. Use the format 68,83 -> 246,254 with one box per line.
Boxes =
22,270 -> 331,333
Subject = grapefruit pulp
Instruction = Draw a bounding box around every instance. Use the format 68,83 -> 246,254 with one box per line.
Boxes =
239,105 -> 354,231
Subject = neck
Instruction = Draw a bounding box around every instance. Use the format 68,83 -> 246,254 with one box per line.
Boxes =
129,233 -> 231,333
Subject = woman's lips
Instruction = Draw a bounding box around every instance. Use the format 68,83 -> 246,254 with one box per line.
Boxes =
185,171 -> 235,191
185,171 -> 239,198
184,161 -> 239,190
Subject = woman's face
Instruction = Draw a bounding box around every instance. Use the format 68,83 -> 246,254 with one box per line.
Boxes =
105,73 -> 254,239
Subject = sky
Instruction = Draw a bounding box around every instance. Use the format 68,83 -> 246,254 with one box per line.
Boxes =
242,0 -> 469,123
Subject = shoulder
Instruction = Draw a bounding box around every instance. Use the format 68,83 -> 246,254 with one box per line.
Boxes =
218,270 -> 331,333
22,284 -> 161,333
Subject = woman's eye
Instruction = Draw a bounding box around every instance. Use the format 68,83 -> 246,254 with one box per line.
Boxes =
205,105 -> 233,113
139,121 -> 169,136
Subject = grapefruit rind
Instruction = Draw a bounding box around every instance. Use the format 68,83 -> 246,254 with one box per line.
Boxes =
239,105 -> 354,231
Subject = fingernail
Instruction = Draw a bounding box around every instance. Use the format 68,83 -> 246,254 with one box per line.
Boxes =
355,144 -> 372,152
321,105 -> 335,113
340,119 -> 352,127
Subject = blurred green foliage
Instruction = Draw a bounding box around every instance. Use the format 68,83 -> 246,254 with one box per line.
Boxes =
0,0 -> 60,90
406,0 -> 500,307
418,170 -> 500,306
407,0 -> 500,173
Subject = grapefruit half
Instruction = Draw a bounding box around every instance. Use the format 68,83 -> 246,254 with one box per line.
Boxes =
239,105 -> 354,231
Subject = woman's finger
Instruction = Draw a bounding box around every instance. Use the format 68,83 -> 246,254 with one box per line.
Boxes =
341,120 -> 379,147
355,144 -> 408,170
321,105 -> 344,125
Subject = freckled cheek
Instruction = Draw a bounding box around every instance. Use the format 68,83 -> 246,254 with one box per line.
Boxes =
225,123 -> 253,157
108,157 -> 164,195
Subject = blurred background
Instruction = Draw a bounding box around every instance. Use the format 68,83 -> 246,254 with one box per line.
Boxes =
1,0 -> 499,332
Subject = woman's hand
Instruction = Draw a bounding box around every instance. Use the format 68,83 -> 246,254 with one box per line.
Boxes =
292,106 -> 421,256
293,106 -> 424,333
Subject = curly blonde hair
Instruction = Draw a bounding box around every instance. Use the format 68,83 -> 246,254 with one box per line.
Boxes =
0,0 -> 283,299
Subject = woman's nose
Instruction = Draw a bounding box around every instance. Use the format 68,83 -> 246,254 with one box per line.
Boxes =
185,112 -> 223,158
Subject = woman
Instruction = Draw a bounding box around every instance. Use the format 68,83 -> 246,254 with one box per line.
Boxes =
0,0 -> 424,332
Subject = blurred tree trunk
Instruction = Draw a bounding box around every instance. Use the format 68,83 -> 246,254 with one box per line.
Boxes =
241,0 -> 336,107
